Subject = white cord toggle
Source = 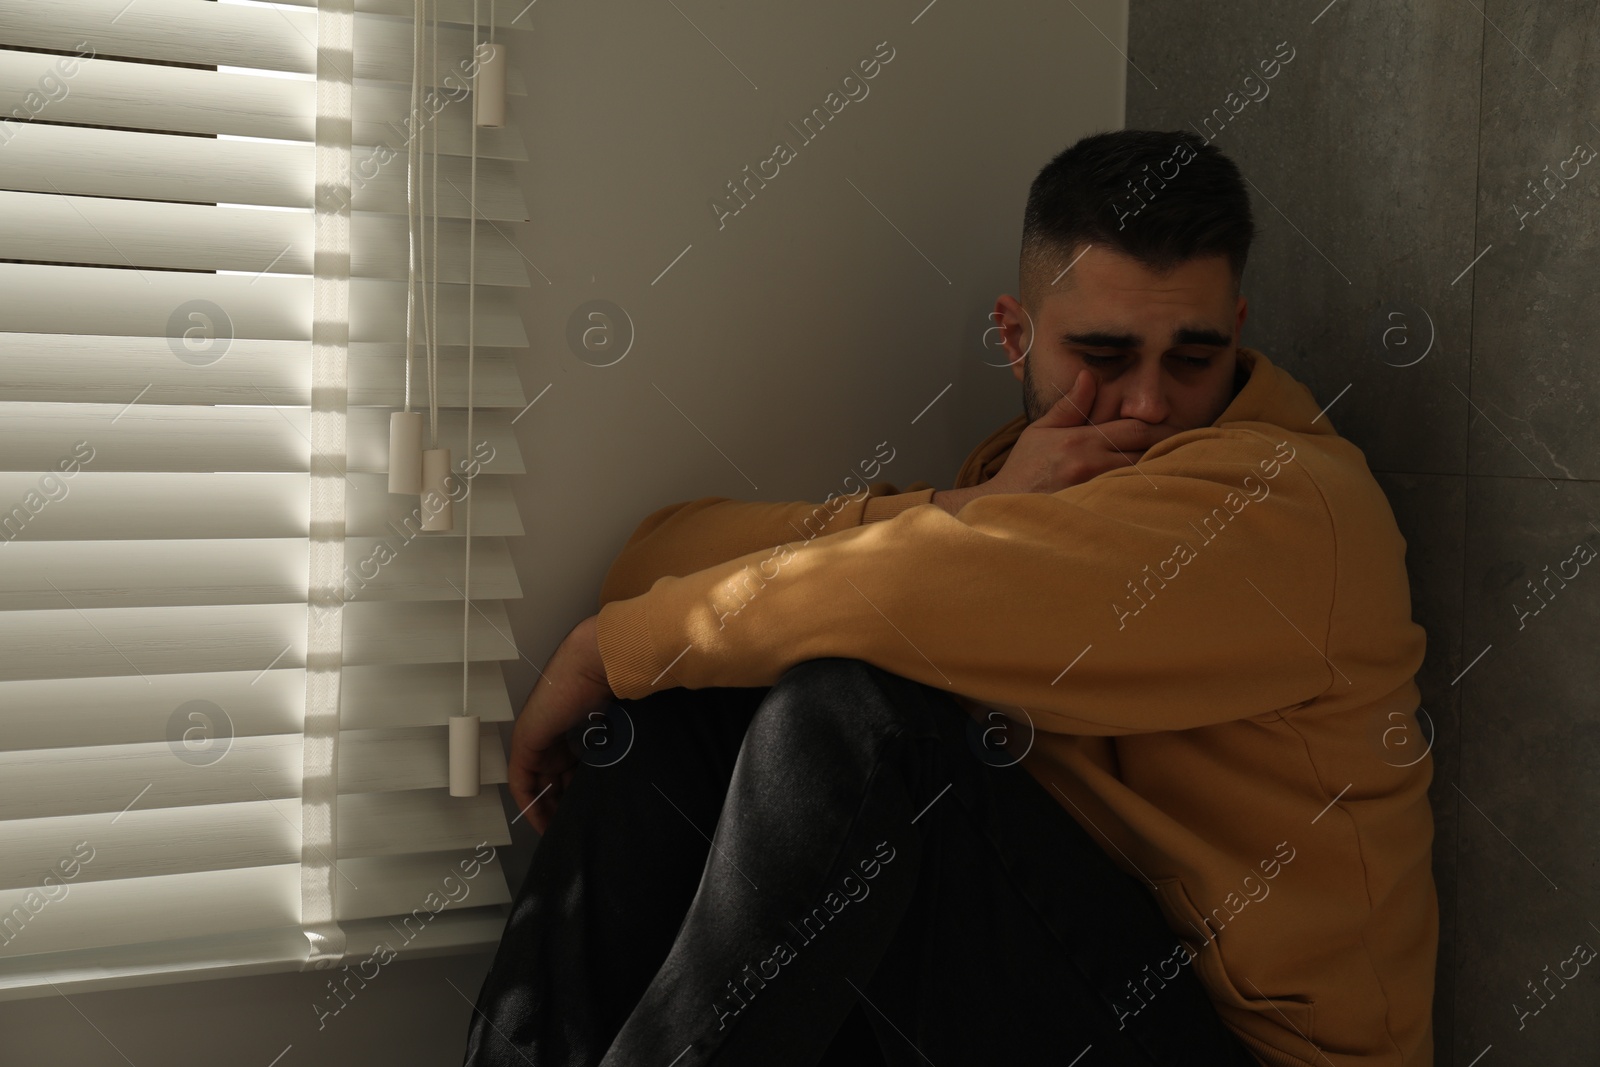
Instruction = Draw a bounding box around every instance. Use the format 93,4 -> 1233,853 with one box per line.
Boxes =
421,446 -> 454,530
449,715 -> 481,796
387,411 -> 424,493
474,43 -> 506,128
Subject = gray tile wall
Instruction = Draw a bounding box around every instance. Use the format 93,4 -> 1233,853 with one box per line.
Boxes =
1127,2 -> 1598,1063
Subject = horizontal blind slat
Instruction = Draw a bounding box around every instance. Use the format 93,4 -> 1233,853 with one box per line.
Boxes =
340,660 -> 514,729
335,848 -> 511,924
0,51 -> 304,141
0,797 -> 302,888
0,1 -> 314,75
0,926 -> 309,1002
0,536 -> 520,610
0,53 -> 528,157
343,598 -> 521,666
0,3 -> 527,89
0,472 -> 525,541
352,9 -> 527,90
0,405 -> 524,474
340,726 -> 510,796
0,736 -> 303,823
0,191 -> 529,284
0,335 -> 528,408
0,264 -> 529,345
0,599 -> 520,682
0,734 -> 507,881
0,124 -> 529,218
0,729 -> 505,831
0,874 -> 510,1000
337,535 -> 523,604
340,788 -> 511,859
340,906 -> 510,963
0,662 -> 513,753
272,0 -> 536,26
0,865 -> 298,961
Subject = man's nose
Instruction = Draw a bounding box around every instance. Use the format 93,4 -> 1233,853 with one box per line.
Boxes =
1118,362 -> 1170,424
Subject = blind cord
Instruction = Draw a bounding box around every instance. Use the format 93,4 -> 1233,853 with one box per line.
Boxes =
404,0 -> 422,413
464,0 -> 484,714
427,0 -> 441,448
418,0 -> 435,447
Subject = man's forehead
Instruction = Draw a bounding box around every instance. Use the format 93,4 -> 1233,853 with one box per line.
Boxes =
1035,283 -> 1236,338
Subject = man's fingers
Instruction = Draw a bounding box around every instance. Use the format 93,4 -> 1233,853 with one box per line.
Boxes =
515,777 -> 552,831
511,782 -> 536,824
1090,418 -> 1184,451
511,761 -> 552,825
513,746 -> 579,831
533,782 -> 560,835
508,766 -> 533,821
1033,368 -> 1096,428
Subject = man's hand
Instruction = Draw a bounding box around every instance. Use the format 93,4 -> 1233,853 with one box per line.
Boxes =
933,369 -> 1182,514
506,614 -> 615,834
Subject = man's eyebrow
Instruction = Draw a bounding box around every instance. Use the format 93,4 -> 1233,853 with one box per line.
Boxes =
1062,330 -> 1140,349
1061,326 -> 1233,349
1172,326 -> 1233,347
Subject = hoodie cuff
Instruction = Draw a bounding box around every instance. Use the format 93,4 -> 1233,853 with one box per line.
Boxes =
862,487 -> 937,524
596,595 -> 665,699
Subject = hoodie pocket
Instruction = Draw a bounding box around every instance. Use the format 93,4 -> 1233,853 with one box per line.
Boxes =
1152,877 -> 1316,1045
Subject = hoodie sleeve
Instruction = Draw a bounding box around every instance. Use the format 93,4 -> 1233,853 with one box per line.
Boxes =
594,430 -> 1338,735
597,480 -> 937,606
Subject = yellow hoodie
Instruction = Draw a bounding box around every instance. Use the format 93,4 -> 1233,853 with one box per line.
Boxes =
595,346 -> 1437,1066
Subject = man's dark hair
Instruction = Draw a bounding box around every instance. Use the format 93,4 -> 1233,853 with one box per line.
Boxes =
1018,129 -> 1255,313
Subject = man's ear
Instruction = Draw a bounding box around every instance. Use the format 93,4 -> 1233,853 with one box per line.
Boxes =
993,294 -> 1031,383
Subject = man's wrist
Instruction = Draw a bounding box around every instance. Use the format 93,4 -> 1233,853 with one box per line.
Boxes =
568,614 -> 615,695
933,485 -> 980,515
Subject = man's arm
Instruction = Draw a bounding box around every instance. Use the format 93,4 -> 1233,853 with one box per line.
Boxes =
599,413 -> 1044,605
929,484 -> 988,515
593,431 -> 1359,736
598,480 -> 936,606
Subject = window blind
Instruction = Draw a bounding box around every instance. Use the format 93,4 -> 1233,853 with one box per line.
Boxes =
0,0 -> 532,1000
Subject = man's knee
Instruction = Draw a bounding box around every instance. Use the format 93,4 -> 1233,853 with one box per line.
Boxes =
774,656 -> 881,694
779,657 -> 958,717
753,657 -> 942,754
769,657 -> 894,717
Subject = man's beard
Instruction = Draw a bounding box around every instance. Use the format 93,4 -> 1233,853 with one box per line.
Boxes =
1021,355 -> 1054,425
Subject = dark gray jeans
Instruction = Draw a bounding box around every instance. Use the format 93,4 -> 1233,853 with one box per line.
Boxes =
462,657 -> 1259,1067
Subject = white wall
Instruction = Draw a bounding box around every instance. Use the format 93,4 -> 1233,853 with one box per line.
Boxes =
500,0 -> 1127,765
0,1 -> 1125,1063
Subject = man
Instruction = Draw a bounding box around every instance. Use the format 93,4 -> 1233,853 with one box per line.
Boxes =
464,130 -> 1437,1067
